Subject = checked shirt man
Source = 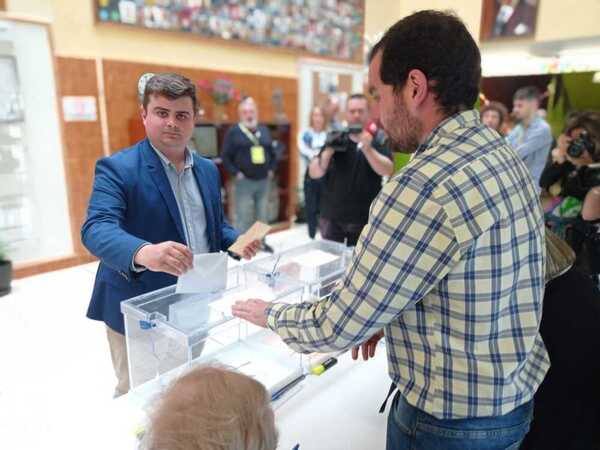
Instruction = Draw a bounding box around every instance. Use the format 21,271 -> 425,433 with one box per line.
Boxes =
233,11 -> 548,450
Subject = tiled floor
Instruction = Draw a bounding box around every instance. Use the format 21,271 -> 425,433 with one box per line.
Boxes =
0,225 -> 314,450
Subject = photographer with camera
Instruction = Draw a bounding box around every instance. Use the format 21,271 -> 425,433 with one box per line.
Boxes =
540,111 -> 600,284
308,93 -> 394,246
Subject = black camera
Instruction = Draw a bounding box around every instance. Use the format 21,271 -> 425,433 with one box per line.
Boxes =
567,132 -> 595,158
324,124 -> 364,152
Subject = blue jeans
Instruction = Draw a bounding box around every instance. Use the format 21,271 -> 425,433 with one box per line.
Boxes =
386,393 -> 533,450
234,177 -> 269,233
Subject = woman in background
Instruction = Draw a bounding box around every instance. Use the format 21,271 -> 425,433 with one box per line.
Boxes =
298,106 -> 328,239
480,101 -> 509,135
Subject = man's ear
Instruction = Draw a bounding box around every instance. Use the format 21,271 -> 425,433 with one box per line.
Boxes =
406,69 -> 429,107
140,104 -> 147,121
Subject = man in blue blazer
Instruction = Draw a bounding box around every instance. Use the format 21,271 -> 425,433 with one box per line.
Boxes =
82,73 -> 259,396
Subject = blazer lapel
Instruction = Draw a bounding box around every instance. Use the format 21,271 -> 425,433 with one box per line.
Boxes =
141,140 -> 187,243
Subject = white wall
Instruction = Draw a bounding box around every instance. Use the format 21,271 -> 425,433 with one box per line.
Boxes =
0,19 -> 73,262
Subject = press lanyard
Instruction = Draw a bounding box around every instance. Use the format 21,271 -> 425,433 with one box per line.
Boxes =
239,123 -> 261,146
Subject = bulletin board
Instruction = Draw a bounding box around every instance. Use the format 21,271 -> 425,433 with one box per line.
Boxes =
95,0 -> 365,62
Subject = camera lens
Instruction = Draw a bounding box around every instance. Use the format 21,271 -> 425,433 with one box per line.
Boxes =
567,139 -> 585,158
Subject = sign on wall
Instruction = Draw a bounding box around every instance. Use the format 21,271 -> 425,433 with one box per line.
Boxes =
480,0 -> 540,41
95,0 -> 365,62
62,96 -> 98,122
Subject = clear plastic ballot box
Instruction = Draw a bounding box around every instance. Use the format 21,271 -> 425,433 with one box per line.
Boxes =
121,267 -> 305,389
244,239 -> 352,300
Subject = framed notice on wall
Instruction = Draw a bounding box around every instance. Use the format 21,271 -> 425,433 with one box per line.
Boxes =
94,0 -> 365,62
480,0 -> 540,41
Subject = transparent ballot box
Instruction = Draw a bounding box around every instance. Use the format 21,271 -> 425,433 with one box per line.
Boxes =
194,324 -> 304,395
244,239 -> 352,300
121,267 -> 305,389
127,325 -> 305,410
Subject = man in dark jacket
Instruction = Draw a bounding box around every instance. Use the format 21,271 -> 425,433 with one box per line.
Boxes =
222,97 -> 278,233
308,94 -> 394,246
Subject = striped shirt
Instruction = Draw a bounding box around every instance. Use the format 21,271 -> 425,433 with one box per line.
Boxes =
266,110 -> 549,419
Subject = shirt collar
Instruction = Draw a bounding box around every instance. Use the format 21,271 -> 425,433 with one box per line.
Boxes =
239,122 -> 258,133
523,115 -> 542,130
415,110 -> 480,155
149,141 -> 194,170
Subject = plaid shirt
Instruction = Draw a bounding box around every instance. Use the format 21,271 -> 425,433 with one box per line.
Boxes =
267,111 -> 549,419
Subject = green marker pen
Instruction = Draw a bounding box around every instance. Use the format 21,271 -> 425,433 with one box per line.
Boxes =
310,357 -> 338,375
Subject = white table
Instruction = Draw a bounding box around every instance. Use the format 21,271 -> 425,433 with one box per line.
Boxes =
275,349 -> 390,450
100,348 -> 391,450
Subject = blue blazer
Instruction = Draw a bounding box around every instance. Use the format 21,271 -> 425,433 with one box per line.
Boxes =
82,139 -> 239,334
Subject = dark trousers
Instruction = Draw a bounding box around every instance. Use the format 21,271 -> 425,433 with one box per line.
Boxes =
304,172 -> 321,239
519,268 -> 600,450
319,217 -> 364,246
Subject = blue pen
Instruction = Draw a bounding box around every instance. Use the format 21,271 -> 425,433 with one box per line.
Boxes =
292,444 -> 300,450
271,374 -> 306,402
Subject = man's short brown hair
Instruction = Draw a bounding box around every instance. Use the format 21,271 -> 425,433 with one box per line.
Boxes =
143,73 -> 198,113
513,86 -> 541,102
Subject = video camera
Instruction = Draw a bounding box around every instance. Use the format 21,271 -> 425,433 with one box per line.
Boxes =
324,124 -> 364,153
324,122 -> 381,153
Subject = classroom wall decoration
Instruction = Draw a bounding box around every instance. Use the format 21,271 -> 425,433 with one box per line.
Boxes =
95,0 -> 365,61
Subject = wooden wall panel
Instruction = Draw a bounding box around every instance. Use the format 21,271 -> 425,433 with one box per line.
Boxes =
54,57 -> 105,258
102,59 -> 299,220
479,0 -> 497,42
17,58 -> 299,279
102,60 -> 298,152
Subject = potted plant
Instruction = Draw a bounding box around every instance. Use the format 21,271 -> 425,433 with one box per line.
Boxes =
0,241 -> 12,297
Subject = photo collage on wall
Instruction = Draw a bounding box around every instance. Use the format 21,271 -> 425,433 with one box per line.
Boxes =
95,0 -> 365,61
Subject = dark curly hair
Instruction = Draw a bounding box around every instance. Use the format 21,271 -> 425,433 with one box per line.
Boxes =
371,10 -> 481,117
481,101 -> 509,126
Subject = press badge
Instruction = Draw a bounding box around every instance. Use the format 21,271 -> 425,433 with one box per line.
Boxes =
250,145 -> 266,164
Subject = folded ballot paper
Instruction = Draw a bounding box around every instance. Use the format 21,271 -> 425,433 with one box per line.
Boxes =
175,252 -> 228,294
228,221 -> 271,256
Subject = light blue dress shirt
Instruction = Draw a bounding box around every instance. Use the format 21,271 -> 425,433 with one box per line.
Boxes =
507,116 -> 553,188
151,145 -> 210,254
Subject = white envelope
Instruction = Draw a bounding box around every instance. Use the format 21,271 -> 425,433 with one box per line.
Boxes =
175,252 -> 228,294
